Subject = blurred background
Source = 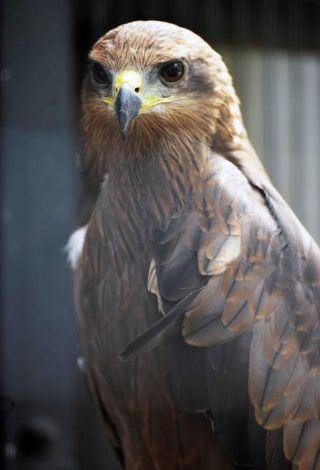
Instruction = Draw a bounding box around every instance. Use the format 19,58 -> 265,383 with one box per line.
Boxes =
1,0 -> 320,468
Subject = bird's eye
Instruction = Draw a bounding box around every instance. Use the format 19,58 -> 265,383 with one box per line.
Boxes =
160,61 -> 185,83
91,62 -> 111,86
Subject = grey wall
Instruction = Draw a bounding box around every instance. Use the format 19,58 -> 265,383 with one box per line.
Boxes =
1,0 -> 78,468
224,49 -> 320,242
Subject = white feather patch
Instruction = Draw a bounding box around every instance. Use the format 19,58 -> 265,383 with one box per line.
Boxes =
229,103 -> 239,116
66,225 -> 88,270
232,118 -> 244,135
147,259 -> 165,316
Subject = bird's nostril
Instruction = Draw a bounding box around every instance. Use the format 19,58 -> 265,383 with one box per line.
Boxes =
135,87 -> 140,93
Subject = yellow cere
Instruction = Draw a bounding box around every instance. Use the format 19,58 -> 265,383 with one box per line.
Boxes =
102,70 -> 173,112
114,70 -> 142,92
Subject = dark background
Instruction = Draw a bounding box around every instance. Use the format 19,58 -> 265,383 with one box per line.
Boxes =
1,1 -> 320,468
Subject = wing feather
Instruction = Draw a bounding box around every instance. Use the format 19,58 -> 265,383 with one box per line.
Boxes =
120,147 -> 320,468
141,150 -> 320,468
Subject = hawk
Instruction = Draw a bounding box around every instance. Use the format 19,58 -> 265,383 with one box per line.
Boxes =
68,21 -> 320,469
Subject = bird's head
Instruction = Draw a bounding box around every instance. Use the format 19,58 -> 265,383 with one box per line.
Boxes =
81,21 -> 246,173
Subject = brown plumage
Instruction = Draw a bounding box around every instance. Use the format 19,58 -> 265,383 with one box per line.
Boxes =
72,20 -> 320,469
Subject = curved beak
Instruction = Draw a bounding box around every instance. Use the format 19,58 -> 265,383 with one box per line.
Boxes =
114,84 -> 142,139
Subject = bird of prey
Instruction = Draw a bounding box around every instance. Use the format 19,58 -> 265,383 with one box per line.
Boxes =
68,20 -> 320,469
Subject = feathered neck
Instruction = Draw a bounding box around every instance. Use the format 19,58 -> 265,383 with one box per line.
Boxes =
101,135 -> 208,226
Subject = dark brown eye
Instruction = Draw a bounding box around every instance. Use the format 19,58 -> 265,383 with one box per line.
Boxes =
160,61 -> 185,83
91,62 -> 111,86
